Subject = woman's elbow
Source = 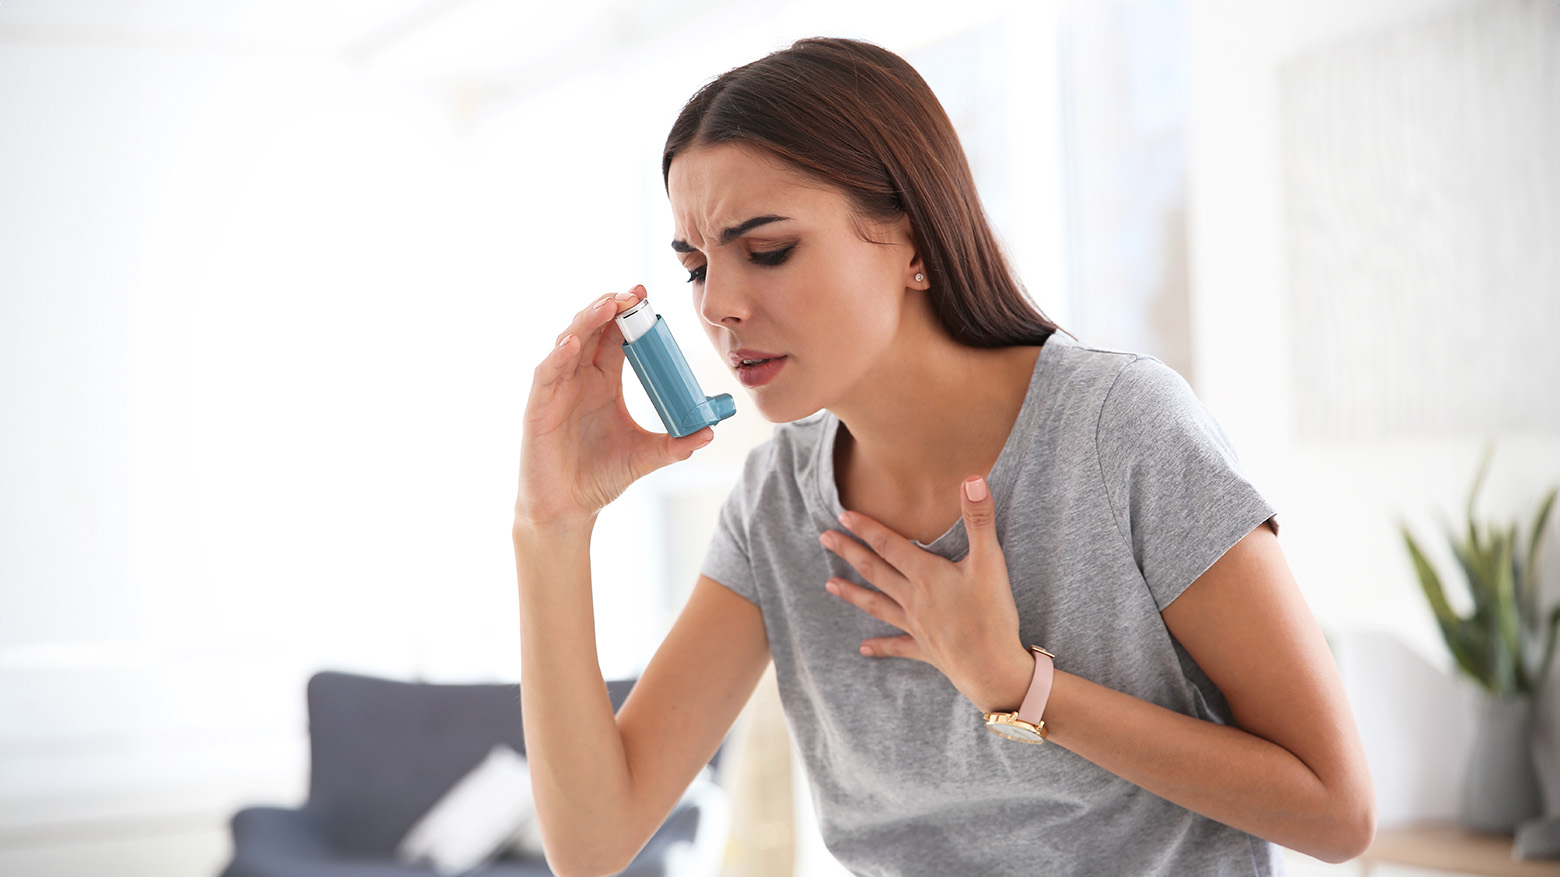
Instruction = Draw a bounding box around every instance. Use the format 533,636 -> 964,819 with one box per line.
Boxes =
1307,785 -> 1378,864
536,823 -> 640,877
543,846 -> 636,877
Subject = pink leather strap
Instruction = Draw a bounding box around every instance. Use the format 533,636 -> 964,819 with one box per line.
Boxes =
1015,646 -> 1056,726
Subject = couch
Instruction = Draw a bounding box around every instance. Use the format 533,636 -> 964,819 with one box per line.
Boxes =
221,670 -> 727,877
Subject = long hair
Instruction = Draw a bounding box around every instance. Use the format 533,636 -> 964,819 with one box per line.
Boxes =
663,37 -> 1058,348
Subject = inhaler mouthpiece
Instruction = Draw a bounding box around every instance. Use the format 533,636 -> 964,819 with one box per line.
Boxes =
615,298 -> 736,438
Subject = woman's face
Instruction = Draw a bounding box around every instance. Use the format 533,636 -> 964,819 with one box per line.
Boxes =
666,144 -> 924,423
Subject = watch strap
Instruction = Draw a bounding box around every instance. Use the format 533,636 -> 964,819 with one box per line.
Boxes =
1015,645 -> 1056,726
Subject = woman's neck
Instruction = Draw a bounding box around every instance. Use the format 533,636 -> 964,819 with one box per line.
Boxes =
829,324 -> 1042,536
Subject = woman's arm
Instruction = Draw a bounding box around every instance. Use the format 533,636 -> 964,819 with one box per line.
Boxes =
518,548 -> 769,876
1043,525 -> 1375,863
823,482 -> 1375,864
515,287 -> 770,876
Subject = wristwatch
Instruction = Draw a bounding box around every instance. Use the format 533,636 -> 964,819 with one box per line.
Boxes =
983,645 -> 1056,744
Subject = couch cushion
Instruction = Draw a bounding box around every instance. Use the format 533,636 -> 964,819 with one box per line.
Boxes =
397,743 -> 535,875
303,672 -> 634,856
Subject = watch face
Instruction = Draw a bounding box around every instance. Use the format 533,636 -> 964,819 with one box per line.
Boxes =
985,716 -> 1045,744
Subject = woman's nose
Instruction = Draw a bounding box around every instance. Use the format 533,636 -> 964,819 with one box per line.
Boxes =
697,268 -> 750,328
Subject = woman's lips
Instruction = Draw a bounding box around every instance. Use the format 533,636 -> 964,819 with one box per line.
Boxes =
735,355 -> 787,388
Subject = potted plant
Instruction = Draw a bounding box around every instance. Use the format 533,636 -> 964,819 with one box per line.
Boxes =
1402,450 -> 1559,834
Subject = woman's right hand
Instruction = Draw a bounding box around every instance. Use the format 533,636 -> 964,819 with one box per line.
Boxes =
515,286 -> 714,532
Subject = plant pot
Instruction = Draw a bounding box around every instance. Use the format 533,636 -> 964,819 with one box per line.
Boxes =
1535,672 -> 1560,817
1461,694 -> 1544,833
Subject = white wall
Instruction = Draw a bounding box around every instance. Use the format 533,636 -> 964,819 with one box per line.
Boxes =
0,34 -> 522,876
2,0 -> 1556,874
1184,0 -> 1560,652
0,5 -> 1051,875
1183,0 -> 1560,827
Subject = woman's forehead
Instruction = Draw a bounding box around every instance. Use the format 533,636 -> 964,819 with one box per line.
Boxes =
667,145 -> 842,244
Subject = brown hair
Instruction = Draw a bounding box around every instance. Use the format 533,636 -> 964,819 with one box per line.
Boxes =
663,37 -> 1058,348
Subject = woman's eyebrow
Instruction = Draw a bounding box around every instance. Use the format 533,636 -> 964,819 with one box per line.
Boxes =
671,214 -> 791,253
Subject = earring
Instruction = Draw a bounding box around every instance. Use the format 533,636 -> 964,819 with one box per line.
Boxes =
914,273 -> 925,283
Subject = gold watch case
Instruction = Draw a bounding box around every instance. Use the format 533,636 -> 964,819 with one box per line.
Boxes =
984,711 -> 1048,744
983,644 -> 1057,744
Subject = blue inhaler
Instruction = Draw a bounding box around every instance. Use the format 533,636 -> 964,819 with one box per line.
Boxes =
615,299 -> 736,437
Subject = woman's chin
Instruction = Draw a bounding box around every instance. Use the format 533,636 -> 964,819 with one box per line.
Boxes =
746,390 -> 824,425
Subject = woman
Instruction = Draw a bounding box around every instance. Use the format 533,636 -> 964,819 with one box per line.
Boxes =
514,37 -> 1374,876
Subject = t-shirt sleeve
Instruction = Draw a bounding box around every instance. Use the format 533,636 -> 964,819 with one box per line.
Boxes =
1096,357 -> 1277,610
698,446 -> 767,608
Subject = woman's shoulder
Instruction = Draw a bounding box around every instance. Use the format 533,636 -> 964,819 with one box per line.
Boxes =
1036,339 -> 1219,458
1047,336 -> 1165,385
1053,343 -> 1241,472
1040,338 -> 1191,416
725,411 -> 833,493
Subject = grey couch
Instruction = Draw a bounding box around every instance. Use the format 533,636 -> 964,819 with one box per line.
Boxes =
221,670 -> 725,877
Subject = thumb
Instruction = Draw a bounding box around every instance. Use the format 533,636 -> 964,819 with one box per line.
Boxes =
662,426 -> 716,464
629,427 -> 713,485
961,475 -> 998,557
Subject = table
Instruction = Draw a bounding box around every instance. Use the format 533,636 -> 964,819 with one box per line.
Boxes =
1360,823 -> 1560,876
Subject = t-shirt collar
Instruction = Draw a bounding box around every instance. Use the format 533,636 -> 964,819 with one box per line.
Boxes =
806,337 -> 1068,559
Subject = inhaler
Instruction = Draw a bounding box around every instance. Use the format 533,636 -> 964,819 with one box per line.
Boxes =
615,299 -> 736,437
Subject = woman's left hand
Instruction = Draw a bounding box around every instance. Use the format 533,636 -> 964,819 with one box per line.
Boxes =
819,475 -> 1037,713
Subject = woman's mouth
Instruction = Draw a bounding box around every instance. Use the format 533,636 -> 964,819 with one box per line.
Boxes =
733,354 -> 788,388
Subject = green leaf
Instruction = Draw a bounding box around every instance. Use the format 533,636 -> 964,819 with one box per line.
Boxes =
1491,531 -> 1524,695
1405,528 -> 1457,624
1521,488 -> 1558,629
1405,526 -> 1492,689
1448,526 -> 1491,618
1529,487 -> 1557,572
1456,617 -> 1496,691
1536,605 -> 1560,692
1467,444 -> 1494,525
1402,447 -> 1560,699
1464,445 -> 1494,573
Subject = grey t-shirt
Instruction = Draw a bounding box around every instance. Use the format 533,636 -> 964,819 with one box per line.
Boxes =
701,336 -> 1283,876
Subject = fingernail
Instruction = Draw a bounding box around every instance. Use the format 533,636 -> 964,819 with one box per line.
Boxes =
818,532 -> 834,550
825,580 -> 839,595
837,511 -> 852,528
859,645 -> 874,657
556,334 -> 574,348
963,476 -> 988,503
594,298 -> 614,310
614,291 -> 637,302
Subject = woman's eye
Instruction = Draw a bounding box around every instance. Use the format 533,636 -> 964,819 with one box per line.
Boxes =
749,245 -> 795,267
685,246 -> 791,283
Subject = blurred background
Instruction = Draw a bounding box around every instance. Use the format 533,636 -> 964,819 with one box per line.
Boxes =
1,0 -> 1557,875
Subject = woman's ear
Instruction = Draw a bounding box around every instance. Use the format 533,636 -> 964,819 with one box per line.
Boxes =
888,215 -> 929,290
